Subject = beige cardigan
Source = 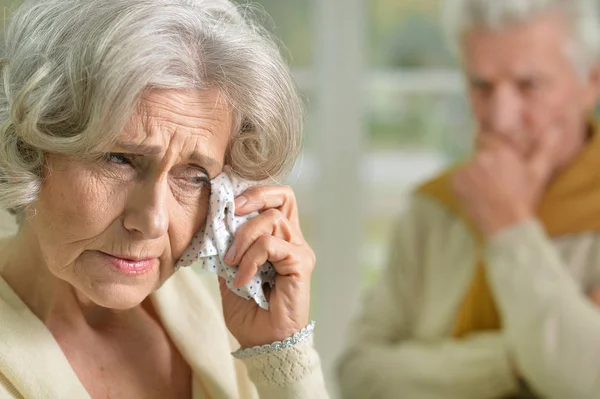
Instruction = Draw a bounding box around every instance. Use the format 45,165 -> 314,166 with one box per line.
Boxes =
338,194 -> 600,399
0,213 -> 328,398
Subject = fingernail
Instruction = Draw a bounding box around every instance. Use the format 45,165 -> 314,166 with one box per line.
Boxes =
225,245 -> 236,264
233,274 -> 242,287
235,196 -> 247,208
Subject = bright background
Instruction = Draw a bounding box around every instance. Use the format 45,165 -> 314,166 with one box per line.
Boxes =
2,0 -> 477,397
237,2 -> 472,395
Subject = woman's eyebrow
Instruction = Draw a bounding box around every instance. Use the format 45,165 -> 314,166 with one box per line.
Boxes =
115,142 -> 163,155
188,152 -> 221,169
115,141 -> 220,168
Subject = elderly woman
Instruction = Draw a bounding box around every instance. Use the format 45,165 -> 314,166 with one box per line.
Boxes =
0,0 -> 327,398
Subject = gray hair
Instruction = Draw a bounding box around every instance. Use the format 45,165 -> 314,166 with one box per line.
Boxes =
443,0 -> 600,77
0,0 -> 303,212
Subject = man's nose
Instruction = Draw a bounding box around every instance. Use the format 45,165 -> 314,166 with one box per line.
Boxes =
487,85 -> 524,137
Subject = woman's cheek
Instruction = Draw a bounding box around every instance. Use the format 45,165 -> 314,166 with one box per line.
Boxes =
167,184 -> 210,259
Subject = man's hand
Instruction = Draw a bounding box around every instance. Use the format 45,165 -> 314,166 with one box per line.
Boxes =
453,128 -> 561,237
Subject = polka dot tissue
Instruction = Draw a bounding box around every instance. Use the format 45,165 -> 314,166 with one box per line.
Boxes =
177,167 -> 276,310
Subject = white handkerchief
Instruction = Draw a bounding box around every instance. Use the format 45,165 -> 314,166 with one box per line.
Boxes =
177,167 -> 276,310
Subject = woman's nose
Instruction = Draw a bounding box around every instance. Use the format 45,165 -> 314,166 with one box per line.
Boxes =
122,179 -> 170,239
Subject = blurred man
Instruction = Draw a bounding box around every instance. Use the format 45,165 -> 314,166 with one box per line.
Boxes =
337,1 -> 600,398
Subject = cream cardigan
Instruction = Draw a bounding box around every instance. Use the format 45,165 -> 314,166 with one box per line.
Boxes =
338,194 -> 600,399
0,213 -> 328,398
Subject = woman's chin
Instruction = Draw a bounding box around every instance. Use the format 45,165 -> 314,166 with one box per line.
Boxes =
76,281 -> 157,310
64,256 -> 169,309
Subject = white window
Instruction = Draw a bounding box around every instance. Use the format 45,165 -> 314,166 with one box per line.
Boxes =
247,0 -> 474,395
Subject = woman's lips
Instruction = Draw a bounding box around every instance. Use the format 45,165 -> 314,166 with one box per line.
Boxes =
100,252 -> 158,275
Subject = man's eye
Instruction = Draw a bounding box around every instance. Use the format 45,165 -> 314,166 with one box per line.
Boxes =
518,79 -> 539,92
107,153 -> 131,165
471,80 -> 492,94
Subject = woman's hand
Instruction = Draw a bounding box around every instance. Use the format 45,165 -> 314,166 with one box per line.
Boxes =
219,185 -> 315,349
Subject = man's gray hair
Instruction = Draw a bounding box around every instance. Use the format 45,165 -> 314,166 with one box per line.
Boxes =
0,0 -> 303,212
443,0 -> 600,77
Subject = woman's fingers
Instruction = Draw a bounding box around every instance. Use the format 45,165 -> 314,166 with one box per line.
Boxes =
234,185 -> 299,226
225,208 -> 303,265
233,235 -> 314,287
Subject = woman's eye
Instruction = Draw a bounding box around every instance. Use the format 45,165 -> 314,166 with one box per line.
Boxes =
107,153 -> 131,165
184,173 -> 209,187
189,175 -> 207,185
180,167 -> 209,188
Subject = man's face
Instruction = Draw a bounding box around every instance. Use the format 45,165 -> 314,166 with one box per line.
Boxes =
463,12 -> 600,167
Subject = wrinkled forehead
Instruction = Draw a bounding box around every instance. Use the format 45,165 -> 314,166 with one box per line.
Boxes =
119,89 -> 232,144
129,88 -> 232,131
115,89 -> 233,173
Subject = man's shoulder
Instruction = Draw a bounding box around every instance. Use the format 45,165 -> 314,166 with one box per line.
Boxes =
384,171 -> 475,267
399,164 -> 478,238
396,193 -> 470,249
